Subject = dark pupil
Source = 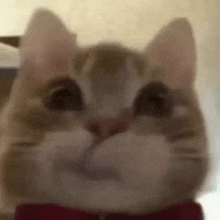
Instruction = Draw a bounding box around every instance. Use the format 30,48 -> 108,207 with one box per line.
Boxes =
45,83 -> 83,111
134,82 -> 172,117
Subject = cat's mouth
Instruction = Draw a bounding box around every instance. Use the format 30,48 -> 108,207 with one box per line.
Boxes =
65,162 -> 121,181
63,134 -> 124,182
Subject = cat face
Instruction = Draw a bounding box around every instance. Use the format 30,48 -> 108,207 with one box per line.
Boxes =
0,9 -> 208,214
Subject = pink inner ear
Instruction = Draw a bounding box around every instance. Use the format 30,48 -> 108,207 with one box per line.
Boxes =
146,18 -> 196,88
19,8 -> 75,81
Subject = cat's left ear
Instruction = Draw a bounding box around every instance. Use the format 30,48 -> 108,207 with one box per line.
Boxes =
145,18 -> 196,89
19,8 -> 76,81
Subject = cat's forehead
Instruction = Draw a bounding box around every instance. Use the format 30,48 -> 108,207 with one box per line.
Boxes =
73,43 -> 147,78
72,43 -> 147,107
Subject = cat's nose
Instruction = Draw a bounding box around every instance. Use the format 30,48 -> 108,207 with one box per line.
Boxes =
87,110 -> 133,140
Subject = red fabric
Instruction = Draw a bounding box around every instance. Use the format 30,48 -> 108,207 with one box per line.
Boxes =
14,201 -> 203,220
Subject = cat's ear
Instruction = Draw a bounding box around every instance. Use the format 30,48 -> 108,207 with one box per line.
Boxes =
146,18 -> 196,89
19,8 -> 76,81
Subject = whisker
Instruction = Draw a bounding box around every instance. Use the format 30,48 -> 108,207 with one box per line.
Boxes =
177,156 -> 203,162
172,146 -> 200,154
167,130 -> 198,142
11,142 -> 37,148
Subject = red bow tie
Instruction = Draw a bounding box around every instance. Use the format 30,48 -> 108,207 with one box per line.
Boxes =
14,201 -> 203,220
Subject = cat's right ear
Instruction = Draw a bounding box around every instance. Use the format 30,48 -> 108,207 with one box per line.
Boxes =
145,18 -> 196,89
19,8 -> 77,82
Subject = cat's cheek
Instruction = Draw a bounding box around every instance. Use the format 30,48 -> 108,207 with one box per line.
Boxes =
33,128 -> 94,189
43,127 -> 94,159
89,133 -> 171,187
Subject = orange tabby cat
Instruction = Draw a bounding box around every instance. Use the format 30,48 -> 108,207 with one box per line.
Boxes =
0,8 -> 208,219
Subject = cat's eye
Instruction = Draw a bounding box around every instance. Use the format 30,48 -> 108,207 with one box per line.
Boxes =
134,82 -> 172,117
45,80 -> 84,111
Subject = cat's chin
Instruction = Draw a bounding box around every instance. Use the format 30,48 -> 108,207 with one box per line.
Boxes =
64,162 -> 122,181
60,170 -> 124,191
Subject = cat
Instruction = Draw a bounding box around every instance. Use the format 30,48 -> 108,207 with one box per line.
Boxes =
0,8 -> 209,219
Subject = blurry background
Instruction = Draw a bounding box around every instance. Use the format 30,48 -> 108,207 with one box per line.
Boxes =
0,0 -> 220,219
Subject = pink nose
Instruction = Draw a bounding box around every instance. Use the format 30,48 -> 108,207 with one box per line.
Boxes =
87,110 -> 133,140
